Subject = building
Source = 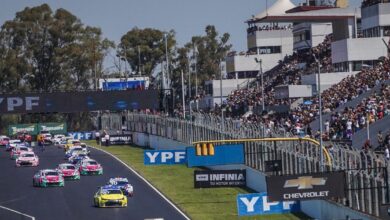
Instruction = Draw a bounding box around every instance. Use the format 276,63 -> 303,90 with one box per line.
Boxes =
225,0 -> 295,79
331,0 -> 390,72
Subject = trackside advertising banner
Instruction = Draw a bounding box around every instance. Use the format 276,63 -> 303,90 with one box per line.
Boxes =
8,124 -> 38,135
194,169 -> 246,188
237,192 -> 300,216
38,123 -> 67,134
144,150 -> 187,165
266,171 -> 346,202
186,144 -> 244,167
108,134 -> 132,145
67,132 -> 93,140
0,90 -> 159,114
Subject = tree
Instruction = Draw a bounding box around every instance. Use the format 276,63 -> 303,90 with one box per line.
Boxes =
0,4 -> 114,130
171,25 -> 231,103
0,4 -> 114,92
118,28 -> 176,79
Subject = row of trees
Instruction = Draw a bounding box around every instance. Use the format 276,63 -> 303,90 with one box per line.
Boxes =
0,4 -> 231,95
0,4 -> 232,130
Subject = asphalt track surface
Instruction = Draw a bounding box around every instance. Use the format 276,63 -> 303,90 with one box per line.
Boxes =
0,145 -> 187,220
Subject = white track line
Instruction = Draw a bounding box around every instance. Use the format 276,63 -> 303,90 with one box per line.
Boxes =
0,205 -> 35,220
90,146 -> 190,220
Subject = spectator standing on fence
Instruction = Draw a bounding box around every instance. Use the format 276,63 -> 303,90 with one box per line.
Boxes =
95,131 -> 100,145
105,133 -> 109,147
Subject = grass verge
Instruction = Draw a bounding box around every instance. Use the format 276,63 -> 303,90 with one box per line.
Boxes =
85,140 -> 310,220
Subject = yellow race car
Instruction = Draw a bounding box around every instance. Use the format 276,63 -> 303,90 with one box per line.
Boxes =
94,185 -> 128,208
64,139 -> 81,151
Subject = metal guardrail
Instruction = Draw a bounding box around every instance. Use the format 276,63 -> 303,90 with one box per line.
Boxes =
101,112 -> 389,218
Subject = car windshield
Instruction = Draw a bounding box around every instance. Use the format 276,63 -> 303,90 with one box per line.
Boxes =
73,141 -> 80,145
102,189 -> 122,195
20,147 -> 28,151
116,181 -> 128,186
87,161 -> 98,165
61,165 -> 75,169
3,138 -> 9,141
22,154 -> 34,157
45,171 -> 58,176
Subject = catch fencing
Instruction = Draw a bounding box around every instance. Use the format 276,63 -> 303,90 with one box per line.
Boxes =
102,112 -> 389,218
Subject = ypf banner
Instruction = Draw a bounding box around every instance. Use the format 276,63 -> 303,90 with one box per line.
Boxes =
0,90 -> 159,114
237,192 -> 300,216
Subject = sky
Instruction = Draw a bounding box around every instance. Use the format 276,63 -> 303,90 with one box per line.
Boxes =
0,0 -> 362,66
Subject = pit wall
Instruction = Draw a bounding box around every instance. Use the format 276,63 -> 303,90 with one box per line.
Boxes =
132,132 -> 375,220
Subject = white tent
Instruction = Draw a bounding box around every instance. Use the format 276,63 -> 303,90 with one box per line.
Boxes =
254,0 -> 296,20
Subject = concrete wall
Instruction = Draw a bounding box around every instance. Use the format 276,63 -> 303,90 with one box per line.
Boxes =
301,71 -> 358,92
332,37 -> 389,64
131,131 -> 375,220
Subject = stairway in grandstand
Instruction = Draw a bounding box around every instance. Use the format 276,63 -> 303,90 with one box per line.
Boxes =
352,114 -> 390,149
308,77 -> 390,149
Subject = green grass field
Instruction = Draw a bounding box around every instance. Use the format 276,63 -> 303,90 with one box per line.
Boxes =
85,141 -> 311,220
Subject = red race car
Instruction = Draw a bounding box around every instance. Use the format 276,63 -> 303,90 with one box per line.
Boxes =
78,159 -> 103,175
56,163 -> 80,180
0,136 -> 10,147
17,132 -> 32,142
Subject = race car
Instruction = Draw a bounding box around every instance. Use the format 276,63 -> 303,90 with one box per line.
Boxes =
79,159 -> 103,175
64,139 -> 81,151
54,140 -> 67,149
0,136 -> 10,147
17,132 -> 32,142
56,163 -> 80,180
16,152 -> 39,167
80,143 -> 90,155
68,153 -> 89,164
33,169 -> 65,187
10,145 -> 33,160
53,134 -> 65,142
108,177 -> 134,196
65,147 -> 88,159
93,185 -> 127,208
6,139 -> 22,151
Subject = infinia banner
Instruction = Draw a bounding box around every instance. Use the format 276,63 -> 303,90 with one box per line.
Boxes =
0,90 -> 159,114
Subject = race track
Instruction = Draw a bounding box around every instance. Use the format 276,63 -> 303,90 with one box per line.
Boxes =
0,145 -> 188,220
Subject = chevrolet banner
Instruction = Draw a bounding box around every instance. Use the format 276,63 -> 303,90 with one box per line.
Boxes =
194,169 -> 246,188
266,171 -> 346,201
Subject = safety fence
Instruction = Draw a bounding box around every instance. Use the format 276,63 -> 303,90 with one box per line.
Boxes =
101,112 -> 389,218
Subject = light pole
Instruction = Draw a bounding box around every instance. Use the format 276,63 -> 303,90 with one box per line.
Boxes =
181,70 -> 186,119
193,44 -> 199,110
313,54 -> 324,172
138,46 -> 142,75
164,33 -> 170,89
255,58 -> 265,111
220,60 -> 223,108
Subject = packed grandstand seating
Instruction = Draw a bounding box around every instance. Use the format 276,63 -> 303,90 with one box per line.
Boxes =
212,34 -> 390,149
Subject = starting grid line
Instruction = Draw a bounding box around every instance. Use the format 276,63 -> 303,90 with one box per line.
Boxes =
0,205 -> 35,220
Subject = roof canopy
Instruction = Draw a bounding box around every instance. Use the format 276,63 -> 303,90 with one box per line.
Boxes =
252,0 -> 296,21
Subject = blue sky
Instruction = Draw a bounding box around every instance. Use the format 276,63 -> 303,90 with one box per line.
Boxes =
1,0 -> 361,66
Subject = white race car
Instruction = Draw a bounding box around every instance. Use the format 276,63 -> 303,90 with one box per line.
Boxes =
108,177 -> 134,196
16,152 -> 39,167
